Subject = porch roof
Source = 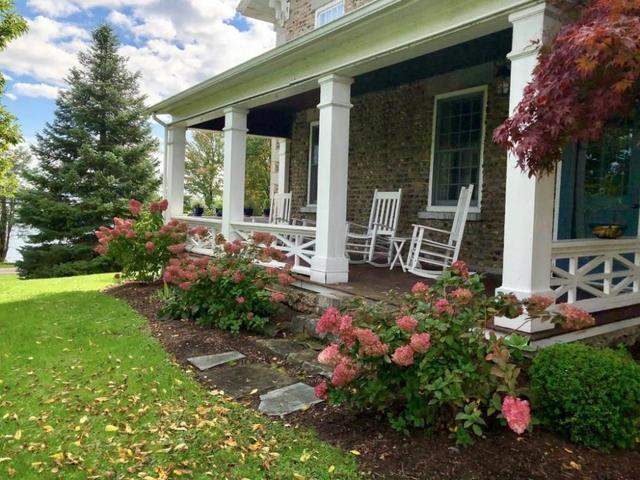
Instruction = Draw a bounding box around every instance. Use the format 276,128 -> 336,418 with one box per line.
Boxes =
148,0 -> 539,127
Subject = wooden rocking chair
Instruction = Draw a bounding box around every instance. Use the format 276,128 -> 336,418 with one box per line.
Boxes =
406,185 -> 474,279
269,192 -> 292,224
345,189 -> 402,266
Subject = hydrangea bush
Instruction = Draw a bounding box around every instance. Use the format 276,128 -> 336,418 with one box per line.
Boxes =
160,231 -> 295,333
313,262 -> 594,445
95,199 -> 188,282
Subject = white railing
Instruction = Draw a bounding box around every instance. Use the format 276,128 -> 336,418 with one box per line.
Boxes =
231,221 -> 316,276
174,216 -> 223,255
551,238 -> 640,313
176,216 -> 317,277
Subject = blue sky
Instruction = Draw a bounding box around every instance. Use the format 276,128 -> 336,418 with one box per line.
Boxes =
2,0 -> 274,145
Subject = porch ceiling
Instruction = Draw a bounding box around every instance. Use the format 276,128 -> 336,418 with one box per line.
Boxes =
191,29 -> 512,137
149,0 -> 539,127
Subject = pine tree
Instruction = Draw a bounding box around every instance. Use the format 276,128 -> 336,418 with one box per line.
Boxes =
17,25 -> 159,278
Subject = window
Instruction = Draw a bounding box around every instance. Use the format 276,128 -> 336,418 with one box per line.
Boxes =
315,0 -> 344,28
307,122 -> 319,205
556,115 -> 640,240
429,87 -> 486,210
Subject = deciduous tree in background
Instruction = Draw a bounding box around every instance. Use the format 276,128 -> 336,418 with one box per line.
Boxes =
0,146 -> 28,262
494,0 -> 640,177
0,0 -> 26,155
185,130 -> 224,214
184,130 -> 272,215
17,25 -> 160,278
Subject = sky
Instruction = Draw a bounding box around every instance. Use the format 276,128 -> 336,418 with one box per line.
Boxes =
1,0 -> 276,145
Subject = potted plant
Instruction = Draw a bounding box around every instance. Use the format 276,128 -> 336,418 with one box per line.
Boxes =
192,203 -> 205,217
244,207 -> 254,217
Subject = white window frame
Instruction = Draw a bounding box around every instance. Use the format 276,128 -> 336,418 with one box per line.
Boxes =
307,121 -> 319,207
427,85 -> 488,214
314,0 -> 345,28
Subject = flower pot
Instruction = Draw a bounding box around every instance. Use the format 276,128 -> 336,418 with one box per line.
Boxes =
244,207 -> 254,217
192,206 -> 204,217
263,207 -> 271,218
591,224 -> 625,239
215,208 -> 223,217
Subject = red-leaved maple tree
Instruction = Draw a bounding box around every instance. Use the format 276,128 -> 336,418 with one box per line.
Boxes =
493,0 -> 640,177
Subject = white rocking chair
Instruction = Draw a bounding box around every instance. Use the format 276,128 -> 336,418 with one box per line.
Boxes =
407,185 -> 474,279
269,192 -> 292,224
345,189 -> 402,266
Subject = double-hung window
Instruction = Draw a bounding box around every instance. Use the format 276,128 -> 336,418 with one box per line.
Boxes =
315,0 -> 344,28
307,122 -> 320,206
429,86 -> 487,210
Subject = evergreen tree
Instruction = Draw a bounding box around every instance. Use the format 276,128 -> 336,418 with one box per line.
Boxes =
17,25 -> 159,278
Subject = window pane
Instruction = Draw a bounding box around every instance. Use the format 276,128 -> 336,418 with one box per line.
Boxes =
316,1 -> 344,27
557,116 -> 640,239
431,91 -> 484,207
308,124 -> 319,205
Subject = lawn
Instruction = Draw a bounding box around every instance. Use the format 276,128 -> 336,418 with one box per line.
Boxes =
0,262 -> 13,268
0,274 -> 361,479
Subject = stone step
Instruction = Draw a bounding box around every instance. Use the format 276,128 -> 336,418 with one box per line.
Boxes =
256,338 -> 332,378
258,382 -> 323,416
187,351 -> 245,370
199,363 -> 296,399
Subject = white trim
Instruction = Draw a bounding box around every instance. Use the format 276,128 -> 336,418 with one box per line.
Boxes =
427,85 -> 487,213
315,0 -> 345,28
530,316 -> 640,350
307,121 -> 320,207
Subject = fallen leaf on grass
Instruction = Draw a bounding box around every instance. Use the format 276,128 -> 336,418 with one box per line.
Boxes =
105,425 -> 119,432
13,430 -> 21,440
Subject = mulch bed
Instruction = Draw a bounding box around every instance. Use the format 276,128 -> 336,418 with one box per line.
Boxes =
107,281 -> 640,480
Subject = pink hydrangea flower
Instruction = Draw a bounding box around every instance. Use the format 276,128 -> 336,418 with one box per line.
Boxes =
502,396 -> 531,435
179,282 -> 192,291
318,344 -> 342,367
270,291 -> 286,303
236,296 -> 246,304
354,328 -> 389,357
451,288 -> 473,304
526,295 -> 554,314
331,358 -> 359,387
556,303 -> 595,330
314,381 -> 328,400
232,271 -> 245,284
451,260 -> 470,279
128,199 -> 142,216
411,282 -> 429,295
316,306 -> 341,335
145,241 -> 155,253
168,243 -> 186,255
396,315 -> 418,332
410,332 -> 431,353
391,345 -> 414,367
435,298 -> 454,315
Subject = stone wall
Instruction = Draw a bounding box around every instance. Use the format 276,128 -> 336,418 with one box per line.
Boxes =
287,63 -> 510,274
283,0 -> 375,42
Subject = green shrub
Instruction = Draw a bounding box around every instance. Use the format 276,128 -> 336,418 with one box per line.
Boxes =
530,343 -> 640,450
160,232 -> 294,333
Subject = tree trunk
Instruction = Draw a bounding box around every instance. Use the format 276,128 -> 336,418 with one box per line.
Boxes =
0,197 -> 16,262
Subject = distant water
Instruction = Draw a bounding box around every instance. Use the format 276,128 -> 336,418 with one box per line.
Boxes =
5,226 -> 32,263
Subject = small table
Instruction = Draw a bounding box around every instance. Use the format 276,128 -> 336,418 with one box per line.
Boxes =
390,236 -> 409,272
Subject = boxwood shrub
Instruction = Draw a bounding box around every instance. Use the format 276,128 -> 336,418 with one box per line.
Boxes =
530,343 -> 640,450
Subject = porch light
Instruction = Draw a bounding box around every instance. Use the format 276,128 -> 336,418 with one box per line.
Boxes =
495,61 -> 511,97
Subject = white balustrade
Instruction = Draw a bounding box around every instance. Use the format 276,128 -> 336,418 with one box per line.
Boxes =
176,216 -> 316,277
551,238 -> 640,313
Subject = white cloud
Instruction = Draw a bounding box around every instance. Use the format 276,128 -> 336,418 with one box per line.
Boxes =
6,0 -> 275,106
5,93 -> 17,101
0,16 -> 89,86
12,82 -> 60,99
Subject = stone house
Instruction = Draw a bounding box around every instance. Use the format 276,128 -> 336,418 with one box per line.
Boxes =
150,0 -> 640,341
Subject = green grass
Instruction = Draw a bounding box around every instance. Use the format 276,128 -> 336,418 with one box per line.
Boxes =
0,262 -> 14,268
0,274 -> 361,479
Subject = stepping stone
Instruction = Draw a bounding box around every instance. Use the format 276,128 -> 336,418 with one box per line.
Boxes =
188,351 -> 245,371
256,338 -> 307,357
202,364 -> 295,399
259,382 -> 323,416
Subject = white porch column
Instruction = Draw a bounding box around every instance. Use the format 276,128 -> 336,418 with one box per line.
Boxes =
310,74 -> 353,284
164,125 -> 186,219
277,138 -> 289,194
222,107 -> 248,240
495,3 -> 562,332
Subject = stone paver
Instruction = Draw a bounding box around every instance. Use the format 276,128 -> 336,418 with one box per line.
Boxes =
258,382 -> 322,416
202,364 -> 295,399
256,338 -> 307,357
188,351 -> 245,371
